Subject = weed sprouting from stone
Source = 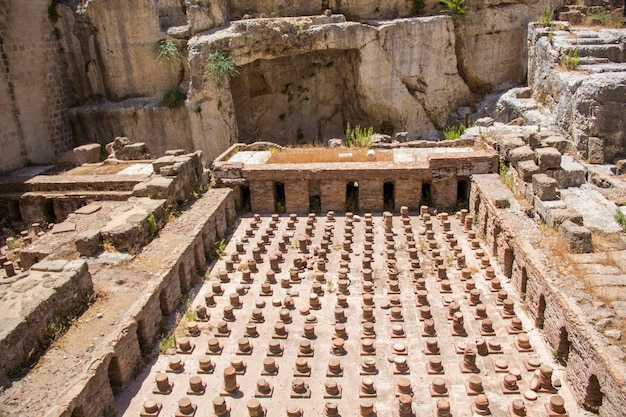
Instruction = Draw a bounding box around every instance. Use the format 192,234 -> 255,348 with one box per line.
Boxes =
561,49 -> 580,70
204,51 -> 238,86
615,209 -> 626,232
345,123 -> 373,148
154,39 -> 181,63
443,124 -> 466,140
538,7 -> 554,27
439,0 -> 467,21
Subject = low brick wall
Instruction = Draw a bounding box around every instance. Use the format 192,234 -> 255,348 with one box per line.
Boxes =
471,174 -> 626,416
45,188 -> 236,417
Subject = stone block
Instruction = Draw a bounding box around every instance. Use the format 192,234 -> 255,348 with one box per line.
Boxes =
535,147 -> 562,171
475,117 -> 494,127
509,146 -> 535,168
72,144 -> 101,165
543,156 -> 586,189
613,159 -> 626,175
497,136 -> 525,160
559,220 -> 593,253
160,162 -> 183,177
545,208 -> 584,228
145,177 -> 175,200
532,174 -> 558,201
588,137 -> 604,164
517,160 -> 540,182
153,156 -> 176,173
541,136 -> 571,155
535,198 -> 567,222
75,229 -> 102,256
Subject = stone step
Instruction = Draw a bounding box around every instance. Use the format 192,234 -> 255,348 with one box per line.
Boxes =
565,44 -> 625,62
579,62 -> 626,73
578,56 -> 611,65
0,190 -> 132,200
571,36 -> 622,45
0,175 -> 144,193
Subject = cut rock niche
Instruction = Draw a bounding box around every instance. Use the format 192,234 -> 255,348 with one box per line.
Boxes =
231,49 -> 364,144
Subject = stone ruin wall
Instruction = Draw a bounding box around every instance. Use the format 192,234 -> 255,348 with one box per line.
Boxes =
0,259 -> 93,386
470,175 -> 626,417
0,0 -> 560,173
527,24 -> 626,163
0,0 -> 75,175
44,188 -> 236,417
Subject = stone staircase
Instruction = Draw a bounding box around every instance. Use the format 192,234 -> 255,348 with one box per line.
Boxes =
0,171 -> 149,223
554,28 -> 626,73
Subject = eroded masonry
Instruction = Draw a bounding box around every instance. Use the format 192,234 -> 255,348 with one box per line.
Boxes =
1,0 -> 626,416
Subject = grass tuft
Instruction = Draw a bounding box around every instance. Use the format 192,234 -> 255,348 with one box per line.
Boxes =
346,123 -> 373,148
204,52 -> 238,86
443,124 -> 466,140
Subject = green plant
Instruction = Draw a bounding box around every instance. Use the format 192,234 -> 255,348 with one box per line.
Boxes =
147,213 -> 158,234
345,123 -> 374,148
204,51 -> 238,86
561,49 -> 580,70
588,9 -> 611,25
208,238 -> 227,261
443,124 -> 466,140
154,39 -> 181,63
615,209 -> 626,232
161,88 -> 186,108
184,301 -> 198,322
6,238 -> 21,250
159,333 -> 176,352
275,201 -> 286,213
499,157 -> 514,190
538,7 -> 554,27
439,0 -> 467,20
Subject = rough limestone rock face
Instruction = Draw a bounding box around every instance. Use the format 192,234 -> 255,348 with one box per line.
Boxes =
187,16 -> 471,147
56,0 -> 183,101
69,99 -> 194,157
528,26 -> 626,162
455,0 -> 548,92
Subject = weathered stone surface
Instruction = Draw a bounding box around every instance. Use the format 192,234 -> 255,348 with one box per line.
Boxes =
189,16 -> 471,148
535,147 -> 562,171
517,159 -> 540,182
497,136 -> 525,159
532,173 -> 558,201
143,177 -> 175,200
0,260 -> 93,385
528,26 -> 626,162
545,207 -> 584,228
544,155 -> 586,189
475,117 -> 495,127
74,143 -> 101,164
559,219 -> 593,253
588,136 -> 605,164
455,3 -> 545,92
509,145 -> 535,167
75,229 -> 102,256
